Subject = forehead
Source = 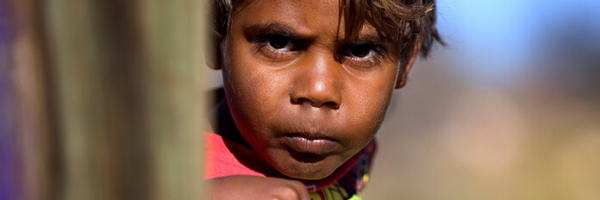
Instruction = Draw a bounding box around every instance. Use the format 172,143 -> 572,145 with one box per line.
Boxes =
232,0 -> 377,39
237,0 -> 340,23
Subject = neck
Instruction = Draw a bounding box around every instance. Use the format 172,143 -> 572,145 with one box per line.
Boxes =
210,98 -> 252,149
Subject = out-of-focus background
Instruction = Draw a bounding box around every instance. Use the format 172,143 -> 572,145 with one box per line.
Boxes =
1,1 -> 207,199
363,0 -> 600,199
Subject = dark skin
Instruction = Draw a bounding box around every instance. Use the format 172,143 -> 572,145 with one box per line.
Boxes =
208,0 -> 420,199
207,176 -> 310,200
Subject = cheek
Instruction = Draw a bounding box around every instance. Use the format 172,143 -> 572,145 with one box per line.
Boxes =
351,88 -> 393,133
223,55 -> 288,132
340,73 -> 396,146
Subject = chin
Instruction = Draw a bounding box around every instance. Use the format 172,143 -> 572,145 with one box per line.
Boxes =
275,155 -> 343,180
283,167 -> 333,180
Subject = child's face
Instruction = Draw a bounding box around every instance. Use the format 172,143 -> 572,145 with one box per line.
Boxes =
221,0 -> 400,180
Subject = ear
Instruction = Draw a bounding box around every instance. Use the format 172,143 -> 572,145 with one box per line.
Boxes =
394,51 -> 418,88
394,38 -> 425,89
206,36 -> 223,70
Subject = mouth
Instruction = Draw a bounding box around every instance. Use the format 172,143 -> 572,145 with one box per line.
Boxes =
282,132 -> 338,155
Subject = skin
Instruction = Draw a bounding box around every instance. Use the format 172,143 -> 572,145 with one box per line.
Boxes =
215,0 -> 406,181
208,0 -> 423,198
207,176 -> 310,200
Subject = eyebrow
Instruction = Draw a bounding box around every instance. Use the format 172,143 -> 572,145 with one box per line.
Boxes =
242,22 -> 389,47
243,23 -> 312,41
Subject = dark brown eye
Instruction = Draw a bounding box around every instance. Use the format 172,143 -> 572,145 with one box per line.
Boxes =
267,35 -> 293,50
350,44 -> 372,57
339,42 -> 385,68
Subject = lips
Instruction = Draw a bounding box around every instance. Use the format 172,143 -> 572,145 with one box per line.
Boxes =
283,132 -> 338,155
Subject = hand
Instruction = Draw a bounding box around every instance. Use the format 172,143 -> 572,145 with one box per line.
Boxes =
207,175 -> 311,200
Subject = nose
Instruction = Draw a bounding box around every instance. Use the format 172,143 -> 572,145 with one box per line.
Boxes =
290,52 -> 342,109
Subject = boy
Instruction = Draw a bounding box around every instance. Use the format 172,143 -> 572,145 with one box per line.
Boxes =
205,0 -> 443,199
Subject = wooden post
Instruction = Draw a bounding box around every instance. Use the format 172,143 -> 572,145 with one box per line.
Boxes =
4,0 -> 61,199
4,0 -> 208,199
